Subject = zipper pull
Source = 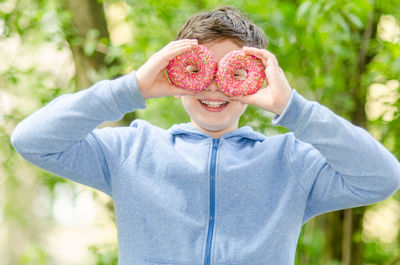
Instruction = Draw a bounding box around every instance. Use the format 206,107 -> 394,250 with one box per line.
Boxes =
212,138 -> 219,149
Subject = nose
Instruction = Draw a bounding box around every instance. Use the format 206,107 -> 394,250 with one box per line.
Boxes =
206,80 -> 219,92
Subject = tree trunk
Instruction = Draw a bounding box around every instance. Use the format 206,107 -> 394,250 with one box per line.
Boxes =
323,211 -> 344,261
324,2 -> 379,265
60,0 -> 111,90
60,0 -> 134,126
59,0 -> 132,222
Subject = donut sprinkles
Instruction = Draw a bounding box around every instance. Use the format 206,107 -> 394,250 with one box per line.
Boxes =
167,45 -> 217,92
216,50 -> 266,97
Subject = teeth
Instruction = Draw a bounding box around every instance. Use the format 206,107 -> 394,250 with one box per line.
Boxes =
200,100 -> 227,108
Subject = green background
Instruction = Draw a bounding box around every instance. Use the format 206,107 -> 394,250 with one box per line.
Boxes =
1,0 -> 399,264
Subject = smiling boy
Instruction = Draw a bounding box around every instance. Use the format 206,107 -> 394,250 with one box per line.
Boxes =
11,6 -> 400,265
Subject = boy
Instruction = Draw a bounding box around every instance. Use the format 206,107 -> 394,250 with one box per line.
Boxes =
11,6 -> 400,265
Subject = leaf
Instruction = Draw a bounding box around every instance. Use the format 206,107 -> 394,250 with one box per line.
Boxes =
296,1 -> 312,21
335,13 -> 351,36
347,12 -> 364,29
83,28 -> 100,56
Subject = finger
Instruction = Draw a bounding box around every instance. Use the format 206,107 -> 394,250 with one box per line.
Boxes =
161,43 -> 198,63
263,50 -> 279,67
171,38 -> 198,44
158,43 -> 197,59
165,39 -> 198,49
152,43 -> 198,70
164,41 -> 198,54
160,40 -> 199,58
154,41 -> 196,58
242,47 -> 268,66
264,63 -> 285,82
243,47 -> 279,67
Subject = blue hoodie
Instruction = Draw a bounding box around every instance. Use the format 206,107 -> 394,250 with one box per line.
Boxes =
11,72 -> 400,265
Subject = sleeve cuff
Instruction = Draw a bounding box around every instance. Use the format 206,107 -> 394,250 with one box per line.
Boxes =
272,89 -> 308,131
110,71 -> 146,114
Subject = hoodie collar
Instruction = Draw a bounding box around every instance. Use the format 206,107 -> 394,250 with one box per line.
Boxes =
169,123 -> 265,142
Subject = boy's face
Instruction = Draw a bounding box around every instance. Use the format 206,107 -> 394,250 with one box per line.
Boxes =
181,39 -> 247,138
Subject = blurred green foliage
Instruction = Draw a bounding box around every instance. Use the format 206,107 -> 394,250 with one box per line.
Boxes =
1,0 -> 399,264
89,244 -> 118,265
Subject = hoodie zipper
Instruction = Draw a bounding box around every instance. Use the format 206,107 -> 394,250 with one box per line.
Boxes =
204,138 -> 219,265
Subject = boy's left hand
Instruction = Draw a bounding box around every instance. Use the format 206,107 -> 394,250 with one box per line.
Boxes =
231,47 -> 292,116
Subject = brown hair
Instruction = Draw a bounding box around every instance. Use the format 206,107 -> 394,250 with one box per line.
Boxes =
177,6 -> 267,49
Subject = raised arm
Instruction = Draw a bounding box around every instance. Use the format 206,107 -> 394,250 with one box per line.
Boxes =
235,47 -> 400,221
11,39 -> 198,196
276,90 -> 400,221
11,73 -> 146,195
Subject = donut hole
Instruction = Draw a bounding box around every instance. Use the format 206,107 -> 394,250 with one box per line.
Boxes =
186,65 -> 199,73
234,69 -> 247,81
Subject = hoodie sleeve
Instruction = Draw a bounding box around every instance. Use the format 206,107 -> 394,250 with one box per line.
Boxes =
10,72 -> 146,196
273,90 -> 400,222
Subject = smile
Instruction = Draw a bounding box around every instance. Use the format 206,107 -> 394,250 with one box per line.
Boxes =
200,100 -> 228,108
198,99 -> 229,112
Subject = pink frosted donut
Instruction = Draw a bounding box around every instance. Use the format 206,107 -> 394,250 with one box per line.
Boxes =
216,50 -> 266,96
167,45 -> 217,92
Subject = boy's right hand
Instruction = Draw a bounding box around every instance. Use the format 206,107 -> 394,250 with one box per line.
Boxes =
135,39 -> 198,99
